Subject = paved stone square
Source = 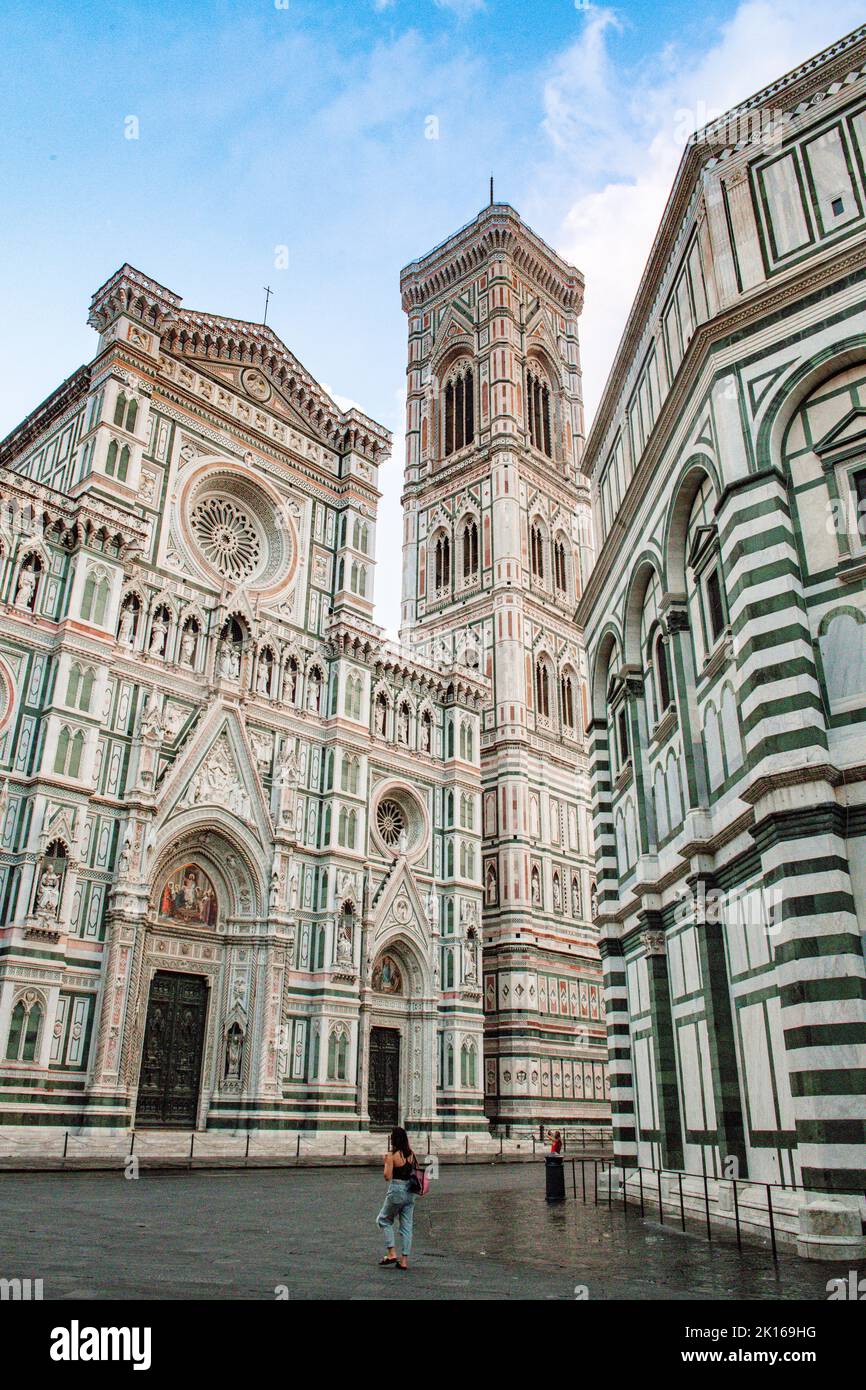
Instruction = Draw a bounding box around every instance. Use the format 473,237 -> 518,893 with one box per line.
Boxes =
0,1162 -> 856,1300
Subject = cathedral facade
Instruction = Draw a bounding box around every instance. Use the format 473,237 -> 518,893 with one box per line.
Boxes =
0,264 -> 488,1134
579,27 -> 866,1202
399,207 -> 609,1130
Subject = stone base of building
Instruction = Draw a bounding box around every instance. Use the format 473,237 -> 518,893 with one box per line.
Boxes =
596,1166 -> 866,1260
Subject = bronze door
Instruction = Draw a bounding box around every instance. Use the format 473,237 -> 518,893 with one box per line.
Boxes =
135,971 -> 208,1128
368,1026 -> 400,1129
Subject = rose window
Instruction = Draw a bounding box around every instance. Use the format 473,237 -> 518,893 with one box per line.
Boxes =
191,498 -> 263,582
376,799 -> 406,848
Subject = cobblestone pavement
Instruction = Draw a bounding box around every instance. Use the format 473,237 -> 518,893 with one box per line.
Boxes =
0,1162 -> 856,1300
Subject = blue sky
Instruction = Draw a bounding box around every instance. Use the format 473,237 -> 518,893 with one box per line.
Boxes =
1,0 -> 862,632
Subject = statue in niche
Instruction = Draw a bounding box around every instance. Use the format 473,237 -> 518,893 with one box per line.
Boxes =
420,715 -> 431,754
140,692 -> 164,743
225,1023 -> 243,1083
398,706 -> 410,744
553,875 -> 562,913
180,625 -> 197,666
118,606 -> 136,646
15,564 -> 38,611
336,919 -> 353,966
36,863 -> 61,917
149,610 -> 169,657
571,876 -> 581,917
257,659 -> 272,697
117,835 -> 133,878
463,929 -> 478,984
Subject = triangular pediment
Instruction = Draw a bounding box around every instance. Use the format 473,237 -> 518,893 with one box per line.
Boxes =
814,407 -> 866,460
431,301 -> 475,371
525,311 -> 563,383
190,360 -> 326,439
371,860 -> 431,958
155,704 -> 272,840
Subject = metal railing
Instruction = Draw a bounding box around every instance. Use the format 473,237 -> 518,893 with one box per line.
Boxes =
567,1157 -> 866,1261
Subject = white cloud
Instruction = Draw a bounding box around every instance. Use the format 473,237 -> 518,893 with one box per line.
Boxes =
434,0 -> 486,16
539,0 -> 866,423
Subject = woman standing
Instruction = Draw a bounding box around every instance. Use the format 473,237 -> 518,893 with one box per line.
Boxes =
376,1126 -> 417,1270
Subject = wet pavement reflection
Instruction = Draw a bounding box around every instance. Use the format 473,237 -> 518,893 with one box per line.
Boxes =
0,1161 -> 858,1300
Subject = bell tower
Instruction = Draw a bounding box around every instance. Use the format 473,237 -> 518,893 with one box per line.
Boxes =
399,205 -> 608,1131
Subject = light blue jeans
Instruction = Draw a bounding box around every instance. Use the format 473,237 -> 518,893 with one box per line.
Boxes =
377,1179 -> 417,1256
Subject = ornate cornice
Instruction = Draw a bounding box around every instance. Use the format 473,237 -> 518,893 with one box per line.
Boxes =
0,473 -> 146,556
0,365 -> 90,466
400,203 -> 584,313
583,26 -> 866,470
87,264 -> 391,467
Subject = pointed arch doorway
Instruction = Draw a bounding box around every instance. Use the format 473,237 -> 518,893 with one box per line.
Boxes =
135,970 -> 209,1128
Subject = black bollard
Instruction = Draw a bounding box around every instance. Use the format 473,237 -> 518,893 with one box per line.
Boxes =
545,1153 -> 566,1203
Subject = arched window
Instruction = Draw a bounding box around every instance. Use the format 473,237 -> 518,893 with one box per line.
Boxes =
462,517 -> 479,584
530,521 -> 545,582
655,631 -> 672,713
560,670 -> 575,729
459,720 -> 473,761
553,537 -> 568,595
327,1025 -> 349,1081
5,997 -> 43,1062
54,727 -> 85,779
114,391 -> 138,433
66,664 -> 95,712
105,439 -> 130,482
526,365 -> 553,456
433,530 -> 451,595
344,673 -> 362,721
444,364 -> 475,457
80,569 -> 110,625
461,1040 -> 477,1088
535,660 -> 551,718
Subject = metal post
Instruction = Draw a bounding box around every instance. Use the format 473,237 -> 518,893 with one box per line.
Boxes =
189,1132 -> 195,1164
343,1134 -> 347,1156
571,1158 -> 577,1198
245,1133 -> 250,1160
296,1133 -> 300,1157
703,1170 -> 712,1240
678,1171 -> 685,1232
607,1160 -> 612,1209
63,1131 -> 69,1159
581,1159 -> 587,1203
732,1178 -> 742,1250
465,1134 -> 468,1156
129,1131 -> 135,1157
638,1166 -> 645,1216
657,1168 -> 664,1224
622,1163 -> 627,1214
767,1184 -> 777,1261
593,1159 -> 598,1205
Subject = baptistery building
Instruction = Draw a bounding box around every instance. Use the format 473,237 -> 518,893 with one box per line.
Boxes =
0,265 -> 487,1134
579,25 -> 866,1207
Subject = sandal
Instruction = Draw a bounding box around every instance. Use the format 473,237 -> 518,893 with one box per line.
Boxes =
378,1256 -> 397,1266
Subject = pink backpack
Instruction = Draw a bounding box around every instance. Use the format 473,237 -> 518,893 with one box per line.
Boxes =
408,1156 -> 430,1196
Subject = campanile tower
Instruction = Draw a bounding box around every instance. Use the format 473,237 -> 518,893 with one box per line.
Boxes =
399,205 -> 609,1130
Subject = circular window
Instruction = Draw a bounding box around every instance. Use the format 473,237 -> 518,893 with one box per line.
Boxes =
372,784 -> 428,862
376,799 -> 406,848
191,497 -> 263,582
180,467 -> 297,593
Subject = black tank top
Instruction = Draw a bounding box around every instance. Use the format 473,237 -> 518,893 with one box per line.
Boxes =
392,1151 -> 415,1180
